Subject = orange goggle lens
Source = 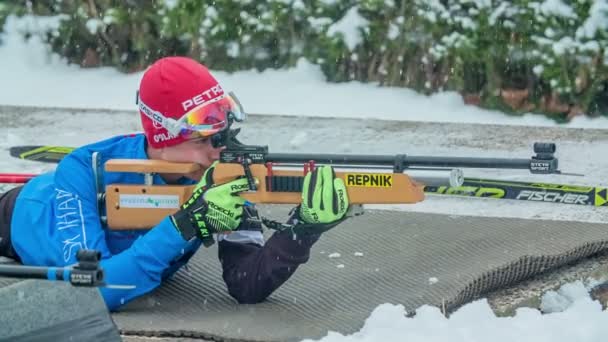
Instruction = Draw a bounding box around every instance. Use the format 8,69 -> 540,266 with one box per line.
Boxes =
179,93 -> 245,138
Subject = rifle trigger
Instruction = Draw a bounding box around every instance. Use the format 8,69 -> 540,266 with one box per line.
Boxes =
303,160 -> 316,176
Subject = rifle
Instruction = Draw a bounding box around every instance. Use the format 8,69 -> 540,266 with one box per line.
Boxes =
97,122 -> 560,229
9,143 -> 602,208
4,119 -> 562,230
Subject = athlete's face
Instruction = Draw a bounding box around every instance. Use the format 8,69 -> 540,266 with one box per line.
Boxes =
156,136 -> 224,181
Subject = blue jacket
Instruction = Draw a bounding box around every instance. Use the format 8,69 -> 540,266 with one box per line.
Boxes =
11,134 -> 320,311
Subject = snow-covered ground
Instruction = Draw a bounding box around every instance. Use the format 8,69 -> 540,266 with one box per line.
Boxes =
2,14 -> 608,342
303,281 -> 608,342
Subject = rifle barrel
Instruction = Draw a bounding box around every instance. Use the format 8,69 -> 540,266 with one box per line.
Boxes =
266,153 -> 533,170
404,156 -> 532,169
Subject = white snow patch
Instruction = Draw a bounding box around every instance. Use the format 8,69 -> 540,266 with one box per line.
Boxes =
327,7 -> 369,50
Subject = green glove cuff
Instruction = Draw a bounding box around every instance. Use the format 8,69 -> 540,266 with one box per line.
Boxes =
171,206 -> 213,243
172,172 -> 252,244
262,205 -> 348,236
293,206 -> 348,235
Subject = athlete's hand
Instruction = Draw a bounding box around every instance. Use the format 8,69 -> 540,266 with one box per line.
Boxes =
171,162 -> 250,244
299,165 -> 349,224
280,165 -> 350,235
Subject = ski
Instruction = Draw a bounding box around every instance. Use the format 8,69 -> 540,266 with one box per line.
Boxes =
9,145 -> 75,163
425,178 -> 608,207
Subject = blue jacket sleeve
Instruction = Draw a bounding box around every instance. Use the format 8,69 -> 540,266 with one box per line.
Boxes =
51,154 -> 190,311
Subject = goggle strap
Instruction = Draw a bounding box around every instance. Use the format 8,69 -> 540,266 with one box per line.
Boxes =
137,92 -> 241,136
138,97 -> 181,135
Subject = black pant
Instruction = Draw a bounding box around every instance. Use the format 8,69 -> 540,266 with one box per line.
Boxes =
0,186 -> 23,261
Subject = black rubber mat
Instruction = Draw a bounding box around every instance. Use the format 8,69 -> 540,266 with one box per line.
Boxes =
2,208 -> 607,341
107,207 -> 608,341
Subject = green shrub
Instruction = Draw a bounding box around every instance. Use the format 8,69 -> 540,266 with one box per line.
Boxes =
2,0 -> 607,120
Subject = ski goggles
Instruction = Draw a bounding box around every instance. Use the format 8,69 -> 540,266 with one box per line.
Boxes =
138,91 -> 246,139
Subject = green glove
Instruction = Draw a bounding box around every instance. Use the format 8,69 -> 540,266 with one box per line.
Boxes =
171,161 -> 250,244
299,165 -> 349,224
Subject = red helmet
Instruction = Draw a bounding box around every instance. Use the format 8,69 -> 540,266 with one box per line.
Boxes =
137,57 -> 245,148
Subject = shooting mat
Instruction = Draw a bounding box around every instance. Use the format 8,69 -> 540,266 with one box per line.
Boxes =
1,207 -> 608,341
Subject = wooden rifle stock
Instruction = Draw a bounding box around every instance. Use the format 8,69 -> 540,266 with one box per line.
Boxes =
103,159 -> 427,230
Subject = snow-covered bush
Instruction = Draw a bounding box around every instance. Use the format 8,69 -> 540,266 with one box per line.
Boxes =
158,0 -> 319,71
310,0 -> 431,87
2,0 -> 608,119
43,1 -> 191,71
0,2 -> 25,40
528,0 -> 608,117
416,0 -> 608,119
